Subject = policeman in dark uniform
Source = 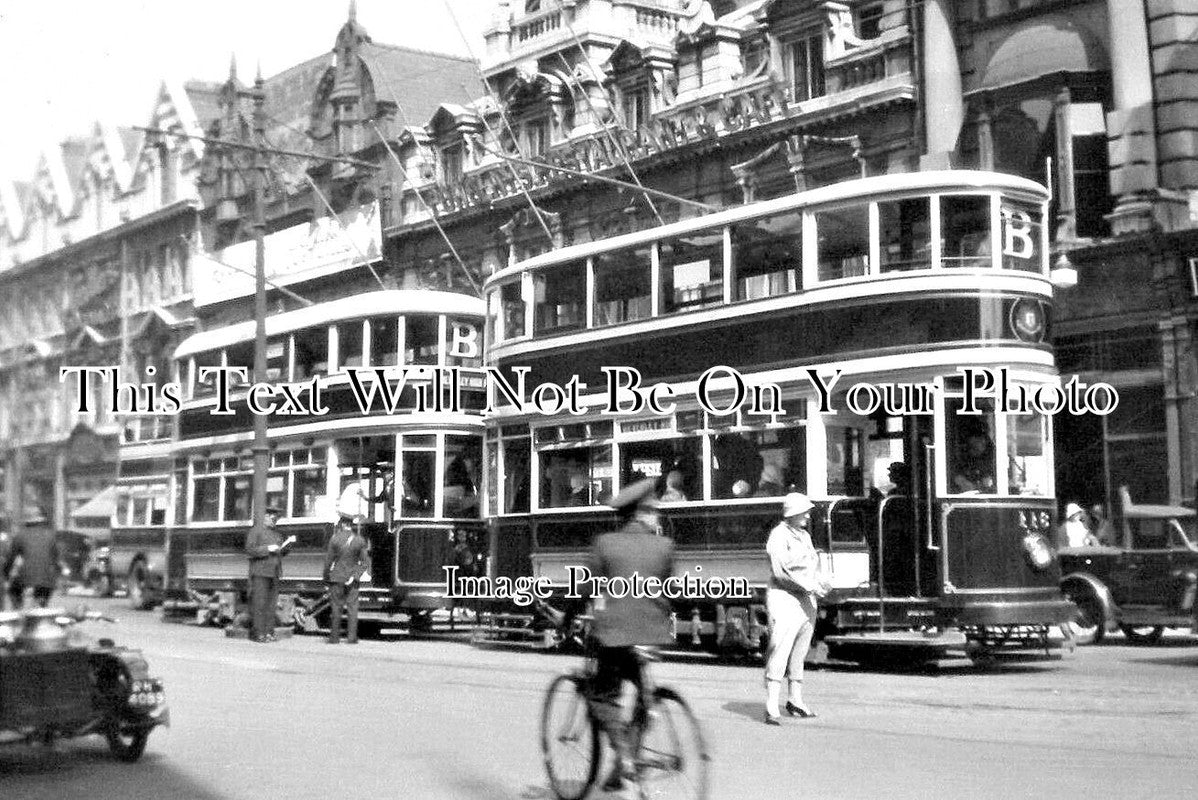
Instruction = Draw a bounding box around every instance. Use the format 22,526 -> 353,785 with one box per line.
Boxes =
588,478 -> 675,793
245,506 -> 288,642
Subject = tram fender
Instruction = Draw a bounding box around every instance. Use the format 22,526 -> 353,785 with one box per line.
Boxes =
1060,572 -> 1118,633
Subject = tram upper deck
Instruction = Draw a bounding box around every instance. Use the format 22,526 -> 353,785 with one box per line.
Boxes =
484,171 -> 1053,384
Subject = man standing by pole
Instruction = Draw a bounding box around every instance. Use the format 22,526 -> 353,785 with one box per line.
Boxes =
246,506 -> 290,642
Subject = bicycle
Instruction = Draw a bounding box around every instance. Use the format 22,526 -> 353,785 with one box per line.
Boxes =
541,644 -> 709,800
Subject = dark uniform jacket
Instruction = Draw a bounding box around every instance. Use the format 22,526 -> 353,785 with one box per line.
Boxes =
323,527 -> 372,584
246,523 -> 285,578
589,520 -> 676,647
5,525 -> 62,588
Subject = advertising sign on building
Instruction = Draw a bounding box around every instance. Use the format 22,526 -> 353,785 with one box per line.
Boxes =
193,201 -> 382,307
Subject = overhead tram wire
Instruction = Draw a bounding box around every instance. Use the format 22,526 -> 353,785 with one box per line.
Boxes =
554,52 -> 664,226
256,121 -> 387,291
367,119 -> 481,296
552,0 -> 669,224
439,0 -> 557,246
138,124 -> 382,297
254,93 -> 478,295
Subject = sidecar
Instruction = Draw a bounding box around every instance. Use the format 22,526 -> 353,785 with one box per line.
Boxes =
0,609 -> 169,761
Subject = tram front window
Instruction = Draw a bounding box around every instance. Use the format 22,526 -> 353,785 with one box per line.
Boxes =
406,315 -> 439,365
502,435 -> 531,513
947,398 -> 997,494
619,437 -> 702,503
370,317 -> 399,366
337,321 -> 364,369
495,281 -> 526,342
942,195 -> 992,269
732,211 -> 801,300
400,436 -> 435,517
444,435 -> 482,517
1007,411 -> 1050,496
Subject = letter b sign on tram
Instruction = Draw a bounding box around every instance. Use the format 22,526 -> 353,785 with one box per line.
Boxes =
448,321 -> 481,360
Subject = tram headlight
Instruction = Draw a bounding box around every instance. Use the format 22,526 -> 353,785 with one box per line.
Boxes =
1022,532 -> 1054,572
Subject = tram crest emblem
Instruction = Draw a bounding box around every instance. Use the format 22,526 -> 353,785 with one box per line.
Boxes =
1009,299 -> 1046,343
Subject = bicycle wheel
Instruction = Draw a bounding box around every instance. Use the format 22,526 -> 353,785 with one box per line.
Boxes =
541,673 -> 600,800
635,687 -> 709,800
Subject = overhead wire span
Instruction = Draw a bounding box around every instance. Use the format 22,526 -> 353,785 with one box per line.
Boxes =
441,0 -> 556,245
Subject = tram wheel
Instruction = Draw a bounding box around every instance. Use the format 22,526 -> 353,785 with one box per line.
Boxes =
1119,625 -> 1164,645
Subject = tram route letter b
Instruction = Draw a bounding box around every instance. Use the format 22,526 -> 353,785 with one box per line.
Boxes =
602,367 -> 676,415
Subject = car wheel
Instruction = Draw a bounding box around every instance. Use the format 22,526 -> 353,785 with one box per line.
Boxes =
1062,586 -> 1105,645
1119,624 -> 1164,645
128,564 -> 151,610
105,722 -> 150,762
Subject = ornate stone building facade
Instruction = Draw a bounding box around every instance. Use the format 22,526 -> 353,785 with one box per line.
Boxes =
0,80 -> 218,532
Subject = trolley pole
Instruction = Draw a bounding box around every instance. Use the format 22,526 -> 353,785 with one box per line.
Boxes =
250,75 -> 269,532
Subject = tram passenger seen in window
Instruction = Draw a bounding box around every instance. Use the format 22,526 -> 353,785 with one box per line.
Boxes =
952,431 -> 996,493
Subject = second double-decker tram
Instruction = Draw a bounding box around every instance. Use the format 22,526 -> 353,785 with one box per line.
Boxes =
170,290 -> 487,630
482,170 -> 1074,661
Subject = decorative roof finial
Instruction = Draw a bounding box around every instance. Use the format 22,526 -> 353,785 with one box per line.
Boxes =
348,0 -> 357,23
228,52 -> 238,82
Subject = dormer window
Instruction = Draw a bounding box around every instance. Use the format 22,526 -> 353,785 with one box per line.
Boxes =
442,142 -> 465,183
784,29 -> 825,103
856,2 -> 885,40
522,117 -> 550,156
622,86 -> 650,131
525,0 -> 541,11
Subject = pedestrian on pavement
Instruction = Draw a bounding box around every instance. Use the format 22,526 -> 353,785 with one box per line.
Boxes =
323,515 -> 372,645
764,492 -> 830,725
3,511 -> 66,609
587,478 -> 675,797
245,506 -> 291,643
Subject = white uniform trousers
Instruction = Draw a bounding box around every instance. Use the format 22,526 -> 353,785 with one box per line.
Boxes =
765,588 -> 816,683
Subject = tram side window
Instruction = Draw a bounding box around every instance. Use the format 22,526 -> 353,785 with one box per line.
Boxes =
223,458 -> 252,522
825,423 -> 865,496
947,397 -> 997,494
1007,411 -> 1049,496
878,197 -> 932,273
816,204 -> 870,282
370,316 -> 399,367
336,321 -> 364,369
540,445 -> 613,508
712,427 -> 805,499
620,436 -> 703,503
660,231 -> 724,313
193,350 -> 222,397
595,245 -> 652,326
999,200 -> 1043,273
265,337 -> 288,382
732,211 -> 801,301
226,342 -> 253,386
942,195 -> 992,268
503,435 -> 531,513
405,315 -> 440,366
444,435 -> 482,518
400,436 -> 435,517
495,281 -> 526,342
533,260 -> 586,335
293,326 -> 329,381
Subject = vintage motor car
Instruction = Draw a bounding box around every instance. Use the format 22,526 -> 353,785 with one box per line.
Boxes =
0,608 -> 168,760
1059,487 -> 1198,644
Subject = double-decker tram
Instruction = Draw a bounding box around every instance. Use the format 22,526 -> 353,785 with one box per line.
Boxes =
481,170 -> 1075,663
169,290 -> 487,632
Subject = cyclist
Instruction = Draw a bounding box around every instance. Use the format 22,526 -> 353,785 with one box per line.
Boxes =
588,477 -> 676,795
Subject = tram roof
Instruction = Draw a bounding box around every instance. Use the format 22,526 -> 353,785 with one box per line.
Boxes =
486,170 -> 1048,287
174,290 -> 485,359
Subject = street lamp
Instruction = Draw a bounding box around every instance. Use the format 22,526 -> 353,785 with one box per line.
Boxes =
1051,252 -> 1078,289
